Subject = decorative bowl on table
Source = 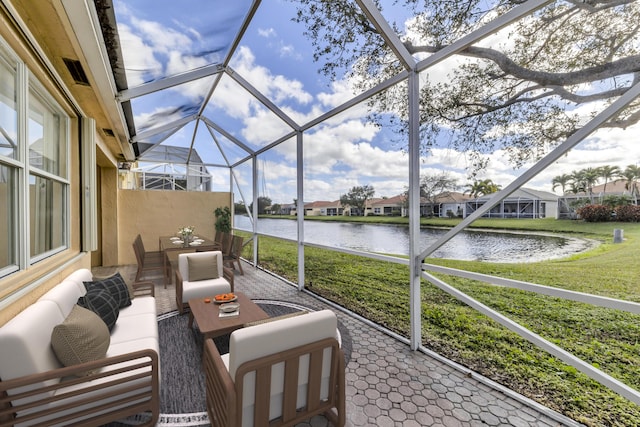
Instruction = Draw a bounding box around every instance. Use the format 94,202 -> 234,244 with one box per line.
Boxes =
219,302 -> 240,313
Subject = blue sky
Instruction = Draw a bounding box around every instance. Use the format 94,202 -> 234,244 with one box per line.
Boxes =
114,0 -> 640,206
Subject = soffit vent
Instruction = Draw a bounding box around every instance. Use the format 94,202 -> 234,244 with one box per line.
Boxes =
102,128 -> 115,137
62,58 -> 91,86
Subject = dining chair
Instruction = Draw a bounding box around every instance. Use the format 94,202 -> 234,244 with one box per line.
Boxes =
132,234 -> 164,282
214,230 -> 223,246
223,235 -> 244,275
220,232 -> 233,256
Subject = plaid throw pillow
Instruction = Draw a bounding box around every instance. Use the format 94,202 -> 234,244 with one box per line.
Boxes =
84,272 -> 132,308
78,289 -> 120,331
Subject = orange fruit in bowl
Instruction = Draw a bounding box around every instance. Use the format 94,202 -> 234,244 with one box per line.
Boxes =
214,293 -> 235,301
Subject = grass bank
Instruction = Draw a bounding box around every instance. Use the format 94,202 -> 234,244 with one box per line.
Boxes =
239,217 -> 640,426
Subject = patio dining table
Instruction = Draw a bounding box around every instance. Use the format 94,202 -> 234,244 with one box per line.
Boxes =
158,235 -> 221,287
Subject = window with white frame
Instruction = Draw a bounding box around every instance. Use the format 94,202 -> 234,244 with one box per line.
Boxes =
0,46 -> 17,275
0,39 -> 69,277
28,85 -> 68,259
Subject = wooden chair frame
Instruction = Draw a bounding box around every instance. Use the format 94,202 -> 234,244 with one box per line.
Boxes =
223,235 -> 244,275
0,350 -> 159,427
203,337 -> 345,427
132,234 -> 164,282
175,259 -> 235,315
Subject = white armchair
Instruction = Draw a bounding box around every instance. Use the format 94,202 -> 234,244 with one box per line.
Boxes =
175,251 -> 234,314
203,309 -> 345,427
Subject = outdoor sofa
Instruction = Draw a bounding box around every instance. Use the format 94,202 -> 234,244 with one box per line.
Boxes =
0,268 -> 160,426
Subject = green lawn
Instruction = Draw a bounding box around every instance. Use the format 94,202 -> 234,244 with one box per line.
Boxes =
239,218 -> 640,426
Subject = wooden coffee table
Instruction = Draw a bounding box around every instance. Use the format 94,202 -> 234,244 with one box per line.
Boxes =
187,292 -> 269,339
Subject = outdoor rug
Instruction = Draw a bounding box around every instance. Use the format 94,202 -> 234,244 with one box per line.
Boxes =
151,299 -> 352,427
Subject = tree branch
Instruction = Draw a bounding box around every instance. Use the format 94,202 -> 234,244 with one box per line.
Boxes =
407,42 -> 640,87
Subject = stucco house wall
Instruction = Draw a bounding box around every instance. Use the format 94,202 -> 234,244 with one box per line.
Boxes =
117,190 -> 231,265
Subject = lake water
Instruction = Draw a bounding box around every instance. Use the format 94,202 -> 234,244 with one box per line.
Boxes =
234,216 -> 595,263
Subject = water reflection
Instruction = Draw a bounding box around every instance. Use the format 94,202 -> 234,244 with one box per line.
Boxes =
235,216 -> 595,262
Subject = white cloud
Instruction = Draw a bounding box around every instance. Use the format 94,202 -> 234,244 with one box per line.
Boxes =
258,27 -> 276,38
117,23 -> 163,86
131,16 -> 192,55
278,44 -> 301,60
241,107 -> 293,145
231,47 -> 312,105
317,80 -> 359,109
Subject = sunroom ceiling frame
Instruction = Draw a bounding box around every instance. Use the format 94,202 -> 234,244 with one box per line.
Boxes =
201,117 -> 254,157
354,0 -> 415,70
226,67 -> 300,131
117,64 -> 225,102
131,114 -> 198,143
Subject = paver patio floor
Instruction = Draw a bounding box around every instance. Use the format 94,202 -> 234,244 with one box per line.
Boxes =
93,261 -> 580,427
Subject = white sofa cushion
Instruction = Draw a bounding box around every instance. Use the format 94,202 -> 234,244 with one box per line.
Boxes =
63,268 -> 94,293
0,300 -> 65,406
110,313 -> 159,345
119,296 -> 156,317
38,280 -> 86,318
182,277 -> 231,303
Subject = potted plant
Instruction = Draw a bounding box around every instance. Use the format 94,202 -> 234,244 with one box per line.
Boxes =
214,206 -> 232,233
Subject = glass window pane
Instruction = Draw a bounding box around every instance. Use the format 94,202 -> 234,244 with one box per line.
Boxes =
28,89 -> 67,177
29,174 -> 65,258
0,164 -> 15,269
0,56 -> 17,160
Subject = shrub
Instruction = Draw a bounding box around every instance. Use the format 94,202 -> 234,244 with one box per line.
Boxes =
576,204 -> 612,222
569,198 -> 590,210
614,204 -> 640,222
602,194 -> 632,208
214,206 -> 232,232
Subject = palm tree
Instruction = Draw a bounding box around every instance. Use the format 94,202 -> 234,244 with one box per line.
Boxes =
464,179 -> 501,198
581,167 -> 601,202
597,165 -> 621,196
464,181 -> 486,198
617,165 -> 640,203
551,173 -> 572,195
569,170 -> 587,194
482,179 -> 502,194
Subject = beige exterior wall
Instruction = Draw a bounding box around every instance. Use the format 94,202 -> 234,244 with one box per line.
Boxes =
0,7 -> 89,326
100,166 -> 120,267
117,190 -> 232,265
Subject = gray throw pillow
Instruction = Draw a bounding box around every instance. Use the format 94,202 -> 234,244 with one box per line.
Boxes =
78,289 -> 120,331
84,272 -> 132,308
188,253 -> 219,281
51,305 -> 110,376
